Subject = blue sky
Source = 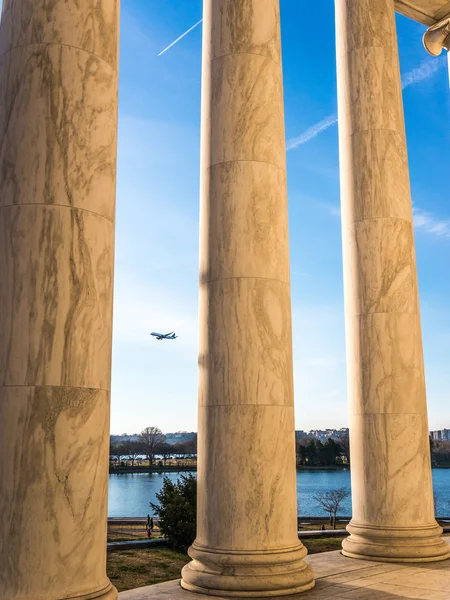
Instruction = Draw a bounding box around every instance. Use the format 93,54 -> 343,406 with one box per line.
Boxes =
3,1 -> 445,434
110,1 -> 450,435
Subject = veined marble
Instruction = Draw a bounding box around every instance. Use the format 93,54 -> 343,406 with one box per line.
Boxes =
206,0 -> 282,64
342,217 -> 419,317
0,1 -> 119,599
182,0 -> 315,595
198,278 -> 293,408
0,205 -> 114,389
195,404 -> 299,550
199,161 -> 290,283
348,413 -> 435,526
0,45 -> 118,220
0,0 -> 119,68
335,0 -> 449,562
0,386 -> 114,600
202,53 -> 286,170
338,130 -> 413,223
345,313 -> 427,415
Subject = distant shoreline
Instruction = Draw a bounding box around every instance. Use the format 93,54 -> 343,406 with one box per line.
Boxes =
108,465 -> 350,475
109,463 -> 450,475
109,465 -> 197,474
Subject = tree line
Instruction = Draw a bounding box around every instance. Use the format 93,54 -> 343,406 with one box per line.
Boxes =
430,439 -> 450,466
296,436 -> 350,467
296,435 -> 446,467
110,430 -> 350,468
110,427 -> 198,466
110,429 -> 447,469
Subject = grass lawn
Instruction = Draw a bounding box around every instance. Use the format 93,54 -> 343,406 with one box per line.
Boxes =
107,548 -> 187,592
304,536 -> 345,554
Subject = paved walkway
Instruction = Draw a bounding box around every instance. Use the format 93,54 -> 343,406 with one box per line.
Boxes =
119,539 -> 450,599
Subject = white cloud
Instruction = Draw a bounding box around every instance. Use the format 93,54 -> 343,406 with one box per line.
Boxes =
401,55 -> 447,89
413,206 -> 450,238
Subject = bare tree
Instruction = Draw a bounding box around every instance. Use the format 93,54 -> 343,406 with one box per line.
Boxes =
123,440 -> 144,467
155,441 -> 173,466
180,435 -> 197,458
314,487 -> 350,529
110,441 -> 127,463
139,427 -> 166,466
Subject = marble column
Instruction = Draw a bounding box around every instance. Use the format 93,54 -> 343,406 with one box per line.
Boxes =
181,0 -> 315,596
335,0 -> 450,562
0,1 -> 119,599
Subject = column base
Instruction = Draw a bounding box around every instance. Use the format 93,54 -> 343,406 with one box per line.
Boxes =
180,541 -> 315,597
64,582 -> 118,600
341,521 -> 450,563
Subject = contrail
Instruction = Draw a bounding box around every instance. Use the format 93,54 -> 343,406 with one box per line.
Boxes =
286,56 -> 446,151
158,18 -> 203,57
286,113 -> 338,151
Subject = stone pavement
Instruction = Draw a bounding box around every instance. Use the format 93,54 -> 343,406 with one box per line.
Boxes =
119,539 -> 450,599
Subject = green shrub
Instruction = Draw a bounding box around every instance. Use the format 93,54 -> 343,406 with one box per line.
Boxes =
150,474 -> 196,552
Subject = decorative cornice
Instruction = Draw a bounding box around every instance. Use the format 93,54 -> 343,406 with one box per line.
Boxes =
395,0 -> 436,26
423,16 -> 450,56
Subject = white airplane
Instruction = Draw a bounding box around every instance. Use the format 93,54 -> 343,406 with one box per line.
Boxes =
151,331 -> 178,341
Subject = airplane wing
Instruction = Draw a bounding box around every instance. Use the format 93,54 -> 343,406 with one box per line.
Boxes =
164,332 -> 174,337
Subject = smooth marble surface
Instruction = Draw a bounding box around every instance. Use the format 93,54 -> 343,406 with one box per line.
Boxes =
0,1 -> 119,598
336,0 -> 448,562
120,544 -> 450,599
186,0 -> 314,595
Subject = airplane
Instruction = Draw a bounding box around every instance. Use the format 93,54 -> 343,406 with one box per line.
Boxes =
151,331 -> 178,341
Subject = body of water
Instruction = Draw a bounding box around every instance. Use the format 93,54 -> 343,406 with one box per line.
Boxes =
108,468 -> 450,517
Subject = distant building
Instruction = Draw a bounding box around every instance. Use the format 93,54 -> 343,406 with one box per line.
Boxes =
430,429 -> 450,441
165,431 -> 196,446
110,434 -> 139,443
305,428 -> 349,442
